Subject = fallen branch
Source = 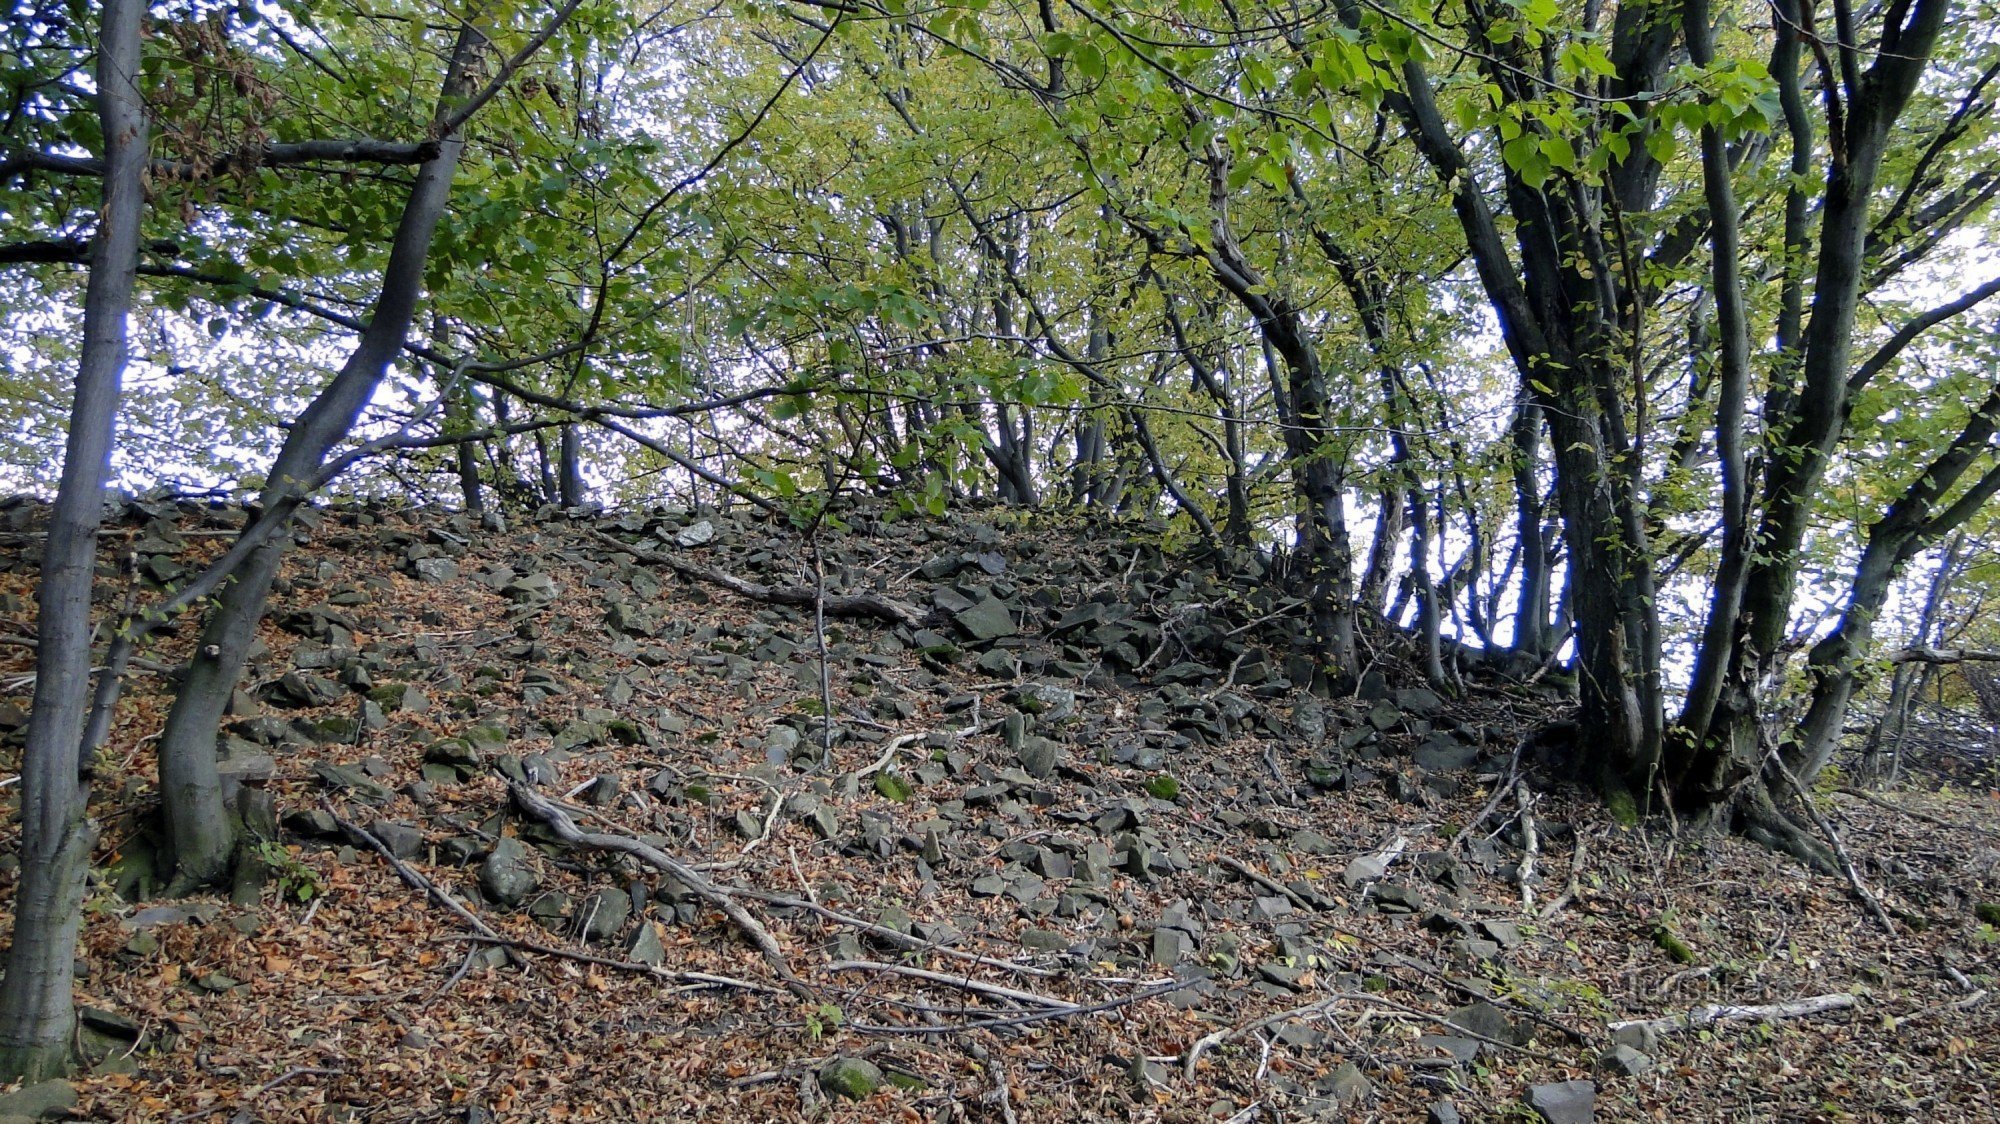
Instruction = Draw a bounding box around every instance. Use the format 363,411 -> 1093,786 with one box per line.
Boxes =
590,531 -> 926,627
328,803 -> 527,970
439,934 -> 780,994
1450,737 -> 1525,855
507,780 -> 814,999
1183,996 -> 1342,1077
1836,787 -> 1976,831
734,888 -> 1059,977
1538,830 -> 1590,921
1609,993 -> 1857,1037
1886,990 -> 1988,1028
822,960 -> 1079,1010
1769,754 -> 1897,934
1515,783 -> 1540,911
848,980 -> 1191,1035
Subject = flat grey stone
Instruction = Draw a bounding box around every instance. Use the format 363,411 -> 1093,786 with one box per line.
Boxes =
1526,1080 -> 1596,1124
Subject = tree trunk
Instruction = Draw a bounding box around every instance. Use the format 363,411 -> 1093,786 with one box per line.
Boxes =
0,0 -> 146,1080
558,422 -> 588,507
153,25 -> 486,889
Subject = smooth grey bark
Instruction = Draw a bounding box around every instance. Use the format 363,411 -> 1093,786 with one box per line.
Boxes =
558,422 -> 588,507
153,25 -> 488,889
0,0 -> 146,1080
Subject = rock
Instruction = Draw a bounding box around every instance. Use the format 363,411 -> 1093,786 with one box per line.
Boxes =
1426,1102 -> 1462,1124
311,761 -> 394,805
953,595 -> 1018,641
478,838 -> 539,908
577,887 -> 631,942
1596,1044 -> 1653,1077
627,920 -> 666,965
1372,882 -> 1424,913
1017,736 -> 1060,779
370,820 -> 424,859
1444,1000 -> 1525,1048
1342,854 -> 1390,887
1526,1080 -> 1596,1123
818,1056 -> 882,1100
0,1080 -> 75,1119
673,520 -> 715,548
1610,1023 -> 1658,1054
411,557 -> 459,583
1327,1060 -> 1373,1104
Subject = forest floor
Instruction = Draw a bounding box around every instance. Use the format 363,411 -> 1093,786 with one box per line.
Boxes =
0,496 -> 1995,1123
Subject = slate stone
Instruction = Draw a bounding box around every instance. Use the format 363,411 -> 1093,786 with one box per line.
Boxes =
1444,1000 -> 1526,1048
628,920 -> 667,966
1596,1044 -> 1653,1076
953,596 -> 1018,641
673,520 -> 715,548
1327,1061 -> 1372,1104
578,887 -> 631,942
478,838 -> 538,908
1373,882 -> 1424,913
371,820 -> 424,859
1427,1102 -> 1463,1124
311,761 -> 393,805
1526,1080 -> 1596,1123
411,558 -> 459,583
1017,736 -> 1060,779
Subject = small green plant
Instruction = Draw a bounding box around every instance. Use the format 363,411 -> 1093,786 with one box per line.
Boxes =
804,1002 -> 845,1042
1143,773 -> 1182,801
253,840 -> 322,903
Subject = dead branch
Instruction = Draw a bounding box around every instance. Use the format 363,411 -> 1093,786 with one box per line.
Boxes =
590,531 -> 926,626
328,803 -> 528,970
1768,755 -> 1897,934
439,934 -> 780,993
822,960 -> 1079,1010
1609,993 -> 1857,1037
1890,646 -> 2000,665
1538,829 -> 1590,921
507,780 -> 815,999
734,888 -> 1059,977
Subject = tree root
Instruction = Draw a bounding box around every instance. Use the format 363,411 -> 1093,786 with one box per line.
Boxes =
1733,782 -> 1839,876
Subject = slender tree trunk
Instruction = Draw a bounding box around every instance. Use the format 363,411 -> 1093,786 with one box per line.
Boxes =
558,422 -> 588,507
0,0 -> 146,1080
153,25 -> 487,889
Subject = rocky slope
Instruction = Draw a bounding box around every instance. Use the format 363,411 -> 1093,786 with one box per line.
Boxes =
0,495 -> 1996,1122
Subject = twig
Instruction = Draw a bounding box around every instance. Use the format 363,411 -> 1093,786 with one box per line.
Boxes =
1836,786 -> 1976,831
734,888 -> 1058,977
1886,990 -> 1988,1028
589,531 -> 925,626
848,980 -> 1192,1035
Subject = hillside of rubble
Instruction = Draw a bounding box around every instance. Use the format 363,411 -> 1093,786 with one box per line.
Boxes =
0,495 -> 1996,1122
